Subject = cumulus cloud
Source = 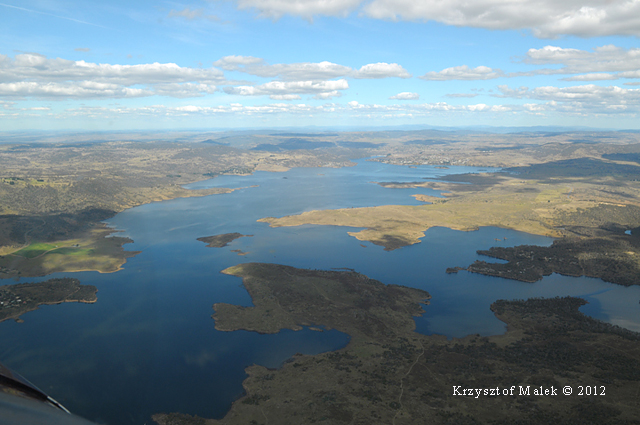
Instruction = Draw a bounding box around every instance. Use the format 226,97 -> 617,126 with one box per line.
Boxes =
420,65 -> 503,81
530,85 -> 640,103
0,81 -> 152,98
561,73 -> 618,81
494,85 -> 530,99
214,56 -> 351,80
2,52 -> 409,102
231,0 -> 640,38
363,0 -> 640,38
153,83 -> 217,98
224,79 -> 348,99
496,84 -> 640,113
0,52 -> 226,99
254,61 -> 352,80
420,45 -> 640,83
525,45 -> 640,73
389,92 -> 419,100
314,91 -> 342,100
269,94 -> 302,100
353,63 -> 411,79
0,53 -> 226,85
213,56 -> 408,80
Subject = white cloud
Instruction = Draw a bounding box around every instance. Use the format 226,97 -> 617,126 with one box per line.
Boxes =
525,45 -> 640,73
353,63 -> 411,79
213,56 -> 408,80
257,61 -> 353,80
420,65 -> 503,81
235,0 -> 362,19
215,56 -> 350,81
224,79 -> 349,98
496,84 -> 640,114
0,53 -> 225,85
0,81 -> 152,98
561,73 -> 618,81
494,85 -> 530,99
362,0 -> 640,38
419,45 -> 640,83
153,83 -> 217,98
0,52 -> 226,99
5,53 -> 416,101
530,85 -> 640,103
212,58 -> 410,99
231,0 -> 640,38
389,92 -> 419,100
314,91 -> 342,99
269,94 -> 301,100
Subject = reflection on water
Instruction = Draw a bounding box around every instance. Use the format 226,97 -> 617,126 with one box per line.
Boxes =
1,159 -> 639,424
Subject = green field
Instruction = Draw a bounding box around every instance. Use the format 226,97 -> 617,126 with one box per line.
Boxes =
13,242 -> 59,258
53,247 -> 94,256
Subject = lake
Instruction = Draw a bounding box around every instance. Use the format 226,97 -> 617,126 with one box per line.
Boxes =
1,158 -> 639,424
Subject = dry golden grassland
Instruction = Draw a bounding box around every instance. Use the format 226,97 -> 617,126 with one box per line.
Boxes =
260,174 -> 609,249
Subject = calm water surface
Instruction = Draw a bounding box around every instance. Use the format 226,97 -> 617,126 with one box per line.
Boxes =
1,159 -> 639,424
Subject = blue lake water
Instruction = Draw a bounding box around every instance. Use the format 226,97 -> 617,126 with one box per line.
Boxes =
1,158 -> 639,424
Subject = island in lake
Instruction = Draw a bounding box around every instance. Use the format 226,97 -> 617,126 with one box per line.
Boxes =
153,263 -> 640,425
197,233 -> 253,248
0,277 -> 97,323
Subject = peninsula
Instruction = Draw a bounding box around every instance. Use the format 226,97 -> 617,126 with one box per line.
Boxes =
0,277 -> 97,323
260,156 -> 640,285
153,263 -> 640,425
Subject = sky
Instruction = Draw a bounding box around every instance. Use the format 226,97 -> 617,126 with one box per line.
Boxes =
1,0 -> 640,131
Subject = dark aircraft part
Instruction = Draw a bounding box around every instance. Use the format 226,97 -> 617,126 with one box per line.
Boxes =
0,362 -> 96,425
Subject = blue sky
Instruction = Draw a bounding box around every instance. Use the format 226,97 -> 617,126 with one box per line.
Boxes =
1,0 -> 640,130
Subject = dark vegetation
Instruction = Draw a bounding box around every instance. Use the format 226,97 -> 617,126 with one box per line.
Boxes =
505,158 -> 640,181
251,138 -> 336,151
0,278 -> 97,322
460,204 -> 640,285
197,233 -> 252,248
0,208 -> 115,247
156,264 -> 640,425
